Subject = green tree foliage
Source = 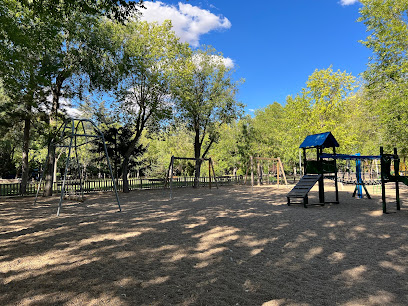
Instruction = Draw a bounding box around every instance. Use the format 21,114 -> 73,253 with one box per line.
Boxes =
144,125 -> 195,177
342,90 -> 380,155
246,67 -> 357,171
0,81 -> 19,178
208,121 -> 242,176
0,0 -> 144,193
95,126 -> 147,179
251,102 -> 286,158
359,0 -> 408,155
170,46 -> 244,185
281,94 -> 311,168
304,66 -> 357,138
110,20 -> 187,192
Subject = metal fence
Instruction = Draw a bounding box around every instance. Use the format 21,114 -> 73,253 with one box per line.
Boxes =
0,175 -> 244,197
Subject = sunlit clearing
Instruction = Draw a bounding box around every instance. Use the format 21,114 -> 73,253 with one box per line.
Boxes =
250,248 -> 263,256
336,265 -> 367,284
184,216 -> 208,229
323,220 -> 346,228
78,230 -> 147,245
194,226 -> 240,251
1,250 -> 100,284
351,225 -> 366,232
379,261 -> 406,273
328,251 -> 346,263
343,290 -> 396,305
364,210 -> 383,217
262,299 -> 305,306
141,276 -> 170,288
194,247 -> 227,261
304,247 -> 323,260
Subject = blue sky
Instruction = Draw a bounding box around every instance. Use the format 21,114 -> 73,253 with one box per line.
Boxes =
141,0 -> 371,114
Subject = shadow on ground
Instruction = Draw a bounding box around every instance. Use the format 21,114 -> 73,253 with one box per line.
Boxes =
0,184 -> 407,305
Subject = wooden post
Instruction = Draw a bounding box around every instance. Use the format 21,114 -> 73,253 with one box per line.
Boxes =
277,160 -> 280,187
394,148 -> 400,210
317,147 -> 325,204
244,161 -> 249,185
208,159 -> 212,189
169,156 -> 174,199
210,158 -> 219,189
334,147 -> 339,203
277,157 -> 288,186
165,158 -> 172,189
380,147 -> 387,213
303,148 -> 307,175
257,160 -> 261,186
250,156 -> 254,191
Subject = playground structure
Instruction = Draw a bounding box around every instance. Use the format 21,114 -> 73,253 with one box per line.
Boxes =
380,147 -> 408,213
335,158 -> 381,186
165,156 -> 218,199
287,132 -> 407,213
244,156 -> 288,190
35,118 -> 121,216
287,132 -> 339,207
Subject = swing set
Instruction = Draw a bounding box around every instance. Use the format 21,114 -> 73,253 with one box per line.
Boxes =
244,156 -> 288,190
165,156 -> 218,199
35,118 -> 121,216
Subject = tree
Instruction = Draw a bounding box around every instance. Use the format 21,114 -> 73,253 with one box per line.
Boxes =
290,66 -> 357,154
111,20 -> 187,192
0,1 -> 52,193
251,102 -> 286,158
0,0 -> 145,194
0,81 -> 19,178
359,0 -> 408,155
208,121 -> 242,176
42,14 -> 125,196
281,94 -> 311,169
143,125 -> 195,177
171,46 -> 244,186
304,66 -> 357,136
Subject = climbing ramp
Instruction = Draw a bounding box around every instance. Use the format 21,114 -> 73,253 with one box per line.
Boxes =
287,174 -> 322,207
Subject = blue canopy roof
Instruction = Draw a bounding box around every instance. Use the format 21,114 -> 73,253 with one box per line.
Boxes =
299,132 -> 339,149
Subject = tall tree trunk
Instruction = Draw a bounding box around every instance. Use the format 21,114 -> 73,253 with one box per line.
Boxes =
194,128 -> 201,188
44,144 -> 56,196
121,127 -> 143,193
20,115 -> 30,195
44,78 -> 63,196
53,150 -> 63,182
122,156 -> 130,193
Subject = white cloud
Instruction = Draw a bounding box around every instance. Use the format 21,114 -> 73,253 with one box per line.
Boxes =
141,1 -> 231,47
191,53 -> 235,70
60,98 -> 82,118
39,94 -> 82,118
222,57 -> 234,69
340,0 -> 359,5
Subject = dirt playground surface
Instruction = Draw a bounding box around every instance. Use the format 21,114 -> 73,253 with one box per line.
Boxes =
1,183 -> 407,305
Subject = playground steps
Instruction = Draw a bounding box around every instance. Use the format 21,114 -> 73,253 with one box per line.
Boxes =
287,174 -> 322,207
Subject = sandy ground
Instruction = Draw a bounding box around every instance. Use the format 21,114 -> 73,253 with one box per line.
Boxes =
0,182 -> 407,306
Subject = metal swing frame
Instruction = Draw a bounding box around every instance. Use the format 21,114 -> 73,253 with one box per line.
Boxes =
35,118 -> 121,216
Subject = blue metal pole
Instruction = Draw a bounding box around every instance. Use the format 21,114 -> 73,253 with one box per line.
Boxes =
356,153 -> 363,198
